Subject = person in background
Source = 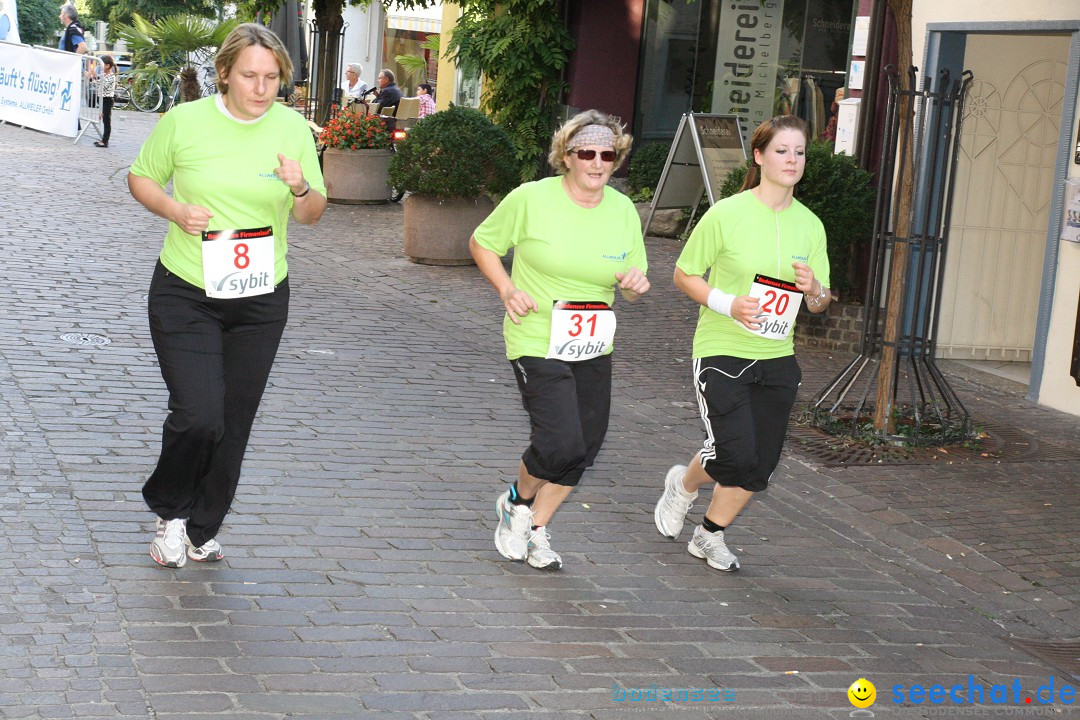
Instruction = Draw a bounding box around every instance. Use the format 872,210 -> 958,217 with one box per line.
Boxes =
58,4 -> 87,54
343,63 -> 368,101
416,83 -> 436,118
94,55 -> 117,148
365,68 -> 401,109
470,110 -> 650,571
653,115 -> 830,572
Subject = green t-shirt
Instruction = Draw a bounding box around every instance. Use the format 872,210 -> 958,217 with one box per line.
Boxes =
473,176 -> 648,360
676,189 -> 830,360
130,96 -> 325,289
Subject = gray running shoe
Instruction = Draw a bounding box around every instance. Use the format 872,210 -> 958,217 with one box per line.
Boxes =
654,464 -> 696,538
687,525 -> 740,572
494,490 -> 531,561
151,517 -> 188,568
185,533 -> 224,562
526,526 -> 562,570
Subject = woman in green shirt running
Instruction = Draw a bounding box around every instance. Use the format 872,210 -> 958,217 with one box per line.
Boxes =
653,115 -> 831,572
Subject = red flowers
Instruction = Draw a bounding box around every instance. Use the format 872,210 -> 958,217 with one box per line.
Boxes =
318,106 -> 392,150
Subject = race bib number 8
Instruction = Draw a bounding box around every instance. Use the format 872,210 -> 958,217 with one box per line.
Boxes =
201,226 -> 275,299
546,301 -> 616,361
741,274 -> 802,341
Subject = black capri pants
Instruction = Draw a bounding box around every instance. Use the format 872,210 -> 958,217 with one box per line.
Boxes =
511,354 -> 612,487
694,354 -> 801,492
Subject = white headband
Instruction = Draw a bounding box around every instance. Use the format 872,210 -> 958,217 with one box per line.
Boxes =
570,124 -> 616,149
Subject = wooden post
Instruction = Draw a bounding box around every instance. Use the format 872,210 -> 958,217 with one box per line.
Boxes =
873,0 -> 914,434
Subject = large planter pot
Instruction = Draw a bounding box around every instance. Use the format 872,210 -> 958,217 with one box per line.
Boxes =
323,147 -> 392,205
403,194 -> 494,266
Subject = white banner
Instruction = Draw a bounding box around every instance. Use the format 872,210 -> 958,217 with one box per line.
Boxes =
711,0 -> 784,145
0,0 -> 18,44
0,42 -> 81,137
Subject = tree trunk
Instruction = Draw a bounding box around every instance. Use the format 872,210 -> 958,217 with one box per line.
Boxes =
313,0 -> 344,126
179,66 -> 200,103
873,0 -> 914,435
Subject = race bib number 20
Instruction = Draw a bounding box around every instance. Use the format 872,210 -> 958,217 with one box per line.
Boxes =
201,226 -> 275,299
741,274 -> 803,341
546,301 -> 616,361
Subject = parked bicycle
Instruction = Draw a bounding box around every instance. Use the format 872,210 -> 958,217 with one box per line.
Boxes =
115,67 -> 216,113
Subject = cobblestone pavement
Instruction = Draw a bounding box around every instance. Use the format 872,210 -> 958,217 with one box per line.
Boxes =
0,110 -> 1078,719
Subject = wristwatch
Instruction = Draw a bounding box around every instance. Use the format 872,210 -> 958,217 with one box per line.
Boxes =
292,181 -> 310,198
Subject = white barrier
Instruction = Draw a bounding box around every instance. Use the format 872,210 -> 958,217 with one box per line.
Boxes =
0,40 -> 83,138
77,53 -> 103,143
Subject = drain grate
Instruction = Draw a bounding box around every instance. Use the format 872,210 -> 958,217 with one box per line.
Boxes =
786,421 -> 1080,467
1006,638 -> 1080,681
60,333 -> 111,347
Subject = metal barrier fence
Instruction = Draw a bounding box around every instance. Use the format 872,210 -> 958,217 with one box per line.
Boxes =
76,52 -> 103,144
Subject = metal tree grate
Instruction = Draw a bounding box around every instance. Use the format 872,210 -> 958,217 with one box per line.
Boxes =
1007,638 -> 1080,681
787,420 -> 1080,467
810,66 -> 975,446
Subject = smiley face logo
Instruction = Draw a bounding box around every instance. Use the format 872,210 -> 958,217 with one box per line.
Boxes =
848,678 -> 876,708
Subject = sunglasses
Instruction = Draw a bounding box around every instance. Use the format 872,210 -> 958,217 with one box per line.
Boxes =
570,149 -> 617,162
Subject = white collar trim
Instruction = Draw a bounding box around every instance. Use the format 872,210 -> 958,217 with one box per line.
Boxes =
215,93 -> 268,125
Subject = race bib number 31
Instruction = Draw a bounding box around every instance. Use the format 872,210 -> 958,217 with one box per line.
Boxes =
741,274 -> 802,341
546,301 -> 616,361
201,226 -> 275,299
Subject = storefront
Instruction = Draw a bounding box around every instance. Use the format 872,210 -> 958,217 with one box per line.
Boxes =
914,4 -> 1080,417
634,0 -> 859,145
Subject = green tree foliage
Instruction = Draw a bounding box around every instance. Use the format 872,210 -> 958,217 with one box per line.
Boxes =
84,0 -> 219,40
395,33 -> 438,88
15,0 -> 59,46
447,0 -> 574,182
627,142 -> 671,193
117,13 -> 238,102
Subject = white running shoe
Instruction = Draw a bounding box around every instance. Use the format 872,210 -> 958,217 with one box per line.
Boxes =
151,517 -> 188,568
654,465 -> 697,538
687,525 -> 740,572
526,526 -> 562,570
185,533 -> 224,562
494,490 -> 532,561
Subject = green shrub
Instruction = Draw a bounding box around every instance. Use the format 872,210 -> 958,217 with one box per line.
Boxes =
686,142 -> 874,296
387,105 -> 520,198
627,141 -> 671,193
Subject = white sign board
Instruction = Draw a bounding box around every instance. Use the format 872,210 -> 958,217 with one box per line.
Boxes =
0,42 -> 81,137
644,114 -> 746,237
710,1 -> 784,146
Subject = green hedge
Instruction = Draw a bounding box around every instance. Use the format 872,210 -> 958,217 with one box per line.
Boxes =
387,105 -> 520,198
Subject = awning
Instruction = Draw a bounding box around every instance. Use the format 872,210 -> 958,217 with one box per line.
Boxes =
385,15 -> 441,34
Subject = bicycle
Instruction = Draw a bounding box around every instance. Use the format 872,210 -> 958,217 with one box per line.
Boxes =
121,67 -> 216,114
111,73 -> 163,112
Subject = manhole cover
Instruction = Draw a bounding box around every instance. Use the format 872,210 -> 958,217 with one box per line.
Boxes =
1007,637 -> 1080,680
786,421 -> 1080,467
60,333 -> 111,347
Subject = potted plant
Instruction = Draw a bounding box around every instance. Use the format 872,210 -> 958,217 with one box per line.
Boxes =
387,105 -> 519,265
319,105 -> 394,204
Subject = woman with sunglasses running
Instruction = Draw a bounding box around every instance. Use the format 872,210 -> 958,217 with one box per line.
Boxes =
469,110 -> 650,571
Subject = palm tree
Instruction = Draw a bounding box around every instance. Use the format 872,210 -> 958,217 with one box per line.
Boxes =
395,34 -> 439,91
118,13 -> 239,104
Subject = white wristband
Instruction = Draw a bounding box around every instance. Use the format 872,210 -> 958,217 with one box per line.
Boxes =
707,288 -> 736,317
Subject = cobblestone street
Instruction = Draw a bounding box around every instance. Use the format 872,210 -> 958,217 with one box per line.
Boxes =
0,110 -> 1078,719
